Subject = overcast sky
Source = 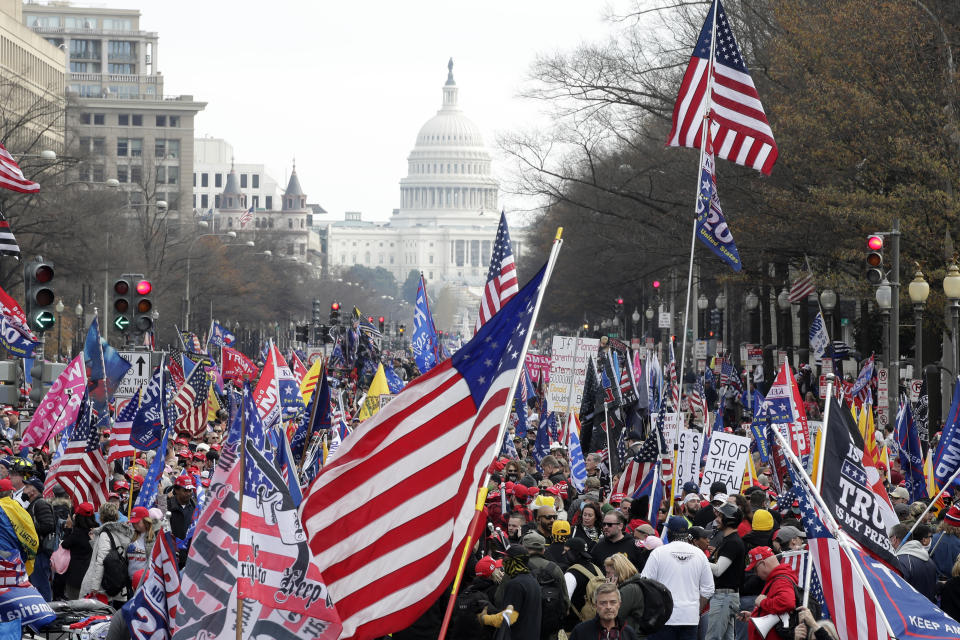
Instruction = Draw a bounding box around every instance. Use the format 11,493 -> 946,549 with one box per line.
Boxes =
88,1 -> 621,221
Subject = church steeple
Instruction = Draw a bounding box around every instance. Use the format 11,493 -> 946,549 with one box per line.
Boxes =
283,159 -> 306,210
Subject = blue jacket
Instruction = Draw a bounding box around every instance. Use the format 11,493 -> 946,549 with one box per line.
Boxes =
931,532 -> 960,579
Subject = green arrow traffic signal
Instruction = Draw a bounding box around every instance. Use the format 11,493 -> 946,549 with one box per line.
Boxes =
113,315 -> 130,331
30,311 -> 55,331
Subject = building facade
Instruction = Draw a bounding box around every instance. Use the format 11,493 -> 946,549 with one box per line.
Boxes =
325,60 -> 520,293
23,1 -> 204,216
0,0 -> 65,152
193,136 -> 283,212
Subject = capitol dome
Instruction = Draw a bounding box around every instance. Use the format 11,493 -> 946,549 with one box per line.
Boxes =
394,59 -> 500,227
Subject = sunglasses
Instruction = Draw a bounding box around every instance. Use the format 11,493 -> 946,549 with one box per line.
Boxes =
540,515 -> 557,520
602,522 -> 620,527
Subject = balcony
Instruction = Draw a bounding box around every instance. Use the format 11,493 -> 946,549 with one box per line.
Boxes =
32,26 -> 158,38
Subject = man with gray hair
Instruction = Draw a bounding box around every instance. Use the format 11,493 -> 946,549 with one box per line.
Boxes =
569,582 -> 639,640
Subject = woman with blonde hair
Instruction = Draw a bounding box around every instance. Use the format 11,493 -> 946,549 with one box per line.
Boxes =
606,552 -> 658,635
604,552 -> 637,585
126,505 -> 158,584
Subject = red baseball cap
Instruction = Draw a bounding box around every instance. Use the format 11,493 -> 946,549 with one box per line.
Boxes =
0,478 -> 11,492
75,502 -> 95,517
177,448 -> 191,458
129,506 -> 150,524
475,555 -> 503,577
131,475 -> 144,485
107,492 -> 120,500
610,492 -> 626,504
175,437 -> 189,446
174,475 -> 195,490
746,546 -> 776,571
113,480 -> 130,491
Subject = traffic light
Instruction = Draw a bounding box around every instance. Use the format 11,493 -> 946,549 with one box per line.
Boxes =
312,299 -> 321,325
111,277 -> 132,333
709,308 -> 722,332
615,297 -> 624,315
378,316 -> 385,333
24,257 -> 56,333
314,324 -> 329,343
295,324 -> 309,343
330,302 -> 340,325
367,315 -> 374,325
866,234 -> 884,285
133,277 -> 154,333
398,324 -> 406,336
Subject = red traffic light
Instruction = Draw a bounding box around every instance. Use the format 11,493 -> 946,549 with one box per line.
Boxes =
652,280 -> 660,289
135,279 -> 152,295
331,302 -> 340,311
367,316 -> 374,323
616,297 -> 624,305
378,316 -> 385,323
34,265 -> 54,283
867,235 -> 883,251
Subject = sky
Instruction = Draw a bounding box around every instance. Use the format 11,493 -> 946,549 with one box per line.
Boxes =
85,0 -> 623,221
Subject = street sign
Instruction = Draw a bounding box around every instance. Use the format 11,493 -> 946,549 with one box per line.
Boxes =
747,346 -> 763,366
822,357 -> 833,375
694,340 -> 707,360
910,379 -> 923,403
876,367 -> 888,427
115,350 -> 151,399
819,375 -> 828,398
645,337 -> 654,350
776,350 -> 787,367
658,312 -> 671,329
306,347 -> 324,366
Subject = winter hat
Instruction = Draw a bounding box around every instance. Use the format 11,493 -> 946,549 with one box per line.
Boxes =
666,516 -> 690,533
752,509 -> 774,532
945,505 -> 960,528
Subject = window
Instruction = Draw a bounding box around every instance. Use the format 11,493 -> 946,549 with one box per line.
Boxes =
288,218 -> 293,229
116,165 -> 128,183
252,196 -> 259,209
470,240 -> 480,267
94,114 -> 104,125
390,256 -> 394,264
156,115 -> 166,127
265,196 -> 272,210
429,254 -> 434,264
455,240 -> 465,267
70,62 -> 100,73
300,244 -> 306,256
240,174 -> 247,188
482,240 -> 491,262
215,174 -> 222,188
200,194 -> 208,208
118,114 -> 129,126
215,195 -> 221,208
116,138 -> 128,156
201,173 -> 208,187
132,114 -> 142,126
129,138 -> 142,156
341,255 -> 346,264
228,217 -> 233,228
69,39 -> 100,59
166,166 -> 179,185
290,244 -> 296,256
65,16 -> 98,29
154,139 -> 179,158
81,113 -> 91,125
252,174 -> 259,188
92,165 -> 104,182
268,218 -> 274,228
26,15 -> 62,28
108,63 -> 134,74
103,18 -> 132,31
130,165 -> 142,184
168,116 -> 180,127
192,173 -> 196,187
379,255 -> 384,264
107,40 -> 135,60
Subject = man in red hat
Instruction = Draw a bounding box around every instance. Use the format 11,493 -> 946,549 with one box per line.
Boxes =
737,546 -> 797,640
167,475 -> 196,566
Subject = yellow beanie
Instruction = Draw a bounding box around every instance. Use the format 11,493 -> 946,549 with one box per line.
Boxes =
752,509 -> 774,532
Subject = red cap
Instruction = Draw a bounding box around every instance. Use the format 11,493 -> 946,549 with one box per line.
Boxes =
174,475 -> 195,490
75,502 -> 95,517
0,478 -> 11,492
188,465 -> 200,475
194,451 -> 206,460
113,480 -> 129,491
107,492 -> 120,500
101,429 -> 111,436
129,506 -> 150,524
210,444 -> 221,451
175,437 -> 189,446
201,478 -> 210,488
177,448 -> 191,458
610,492 -> 626,504
746,546 -> 776,571
475,555 -> 503,577
131,475 -> 144,485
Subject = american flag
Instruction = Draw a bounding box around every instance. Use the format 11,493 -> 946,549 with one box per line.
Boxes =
49,393 -> 109,509
613,436 -> 660,497
301,262 -> 547,639
666,0 -> 777,175
238,205 -> 254,228
134,424 -> 170,511
788,272 -> 815,304
789,462 -> 885,640
689,378 -> 708,423
474,211 -> 519,333
0,210 -> 20,258
779,549 -> 828,615
668,341 -> 680,411
174,357 -> 210,438
107,395 -> 138,462
0,142 -> 40,193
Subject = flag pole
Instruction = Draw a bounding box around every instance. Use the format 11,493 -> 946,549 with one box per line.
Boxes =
603,402 -> 615,497
437,486 -> 489,640
437,228 -> 564,640
235,387 -> 248,640
298,365 -> 325,475
770,426 -> 897,640
813,375 -> 834,488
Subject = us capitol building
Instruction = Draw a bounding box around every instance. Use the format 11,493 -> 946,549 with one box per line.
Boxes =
324,60 -> 522,333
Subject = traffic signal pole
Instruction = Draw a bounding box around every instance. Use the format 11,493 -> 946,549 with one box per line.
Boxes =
890,218 -> 900,428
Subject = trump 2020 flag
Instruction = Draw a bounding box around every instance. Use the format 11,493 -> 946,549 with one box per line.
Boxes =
21,352 -> 85,448
121,530 -> 180,640
207,321 -> 236,348
695,133 -> 741,271
300,261 -> 549,640
896,402 -> 927,503
809,312 -> 830,361
412,274 -> 443,374
568,415 -> 587,492
933,379 -> 960,488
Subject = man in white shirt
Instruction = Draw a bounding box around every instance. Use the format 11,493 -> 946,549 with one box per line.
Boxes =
641,516 -> 715,640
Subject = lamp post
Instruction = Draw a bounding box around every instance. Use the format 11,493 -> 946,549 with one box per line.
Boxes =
715,292 -> 726,351
908,265 -> 930,377
697,294 -> 708,339
943,260 -> 960,384
644,306 -> 654,341
54,300 -> 64,360
74,303 -> 83,357
632,307 -> 640,342
185,231 -> 237,331
820,289 -> 837,342
777,288 -> 791,354
876,279 -> 892,369
745,290 -> 759,344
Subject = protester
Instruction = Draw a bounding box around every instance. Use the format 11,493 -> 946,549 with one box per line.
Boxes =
738,547 -> 797,640
592,510 -> 644,568
60,502 -> 97,600
23,476 -> 55,601
562,537 -> 605,629
889,523 -> 937,602
707,503 -> 747,640
570,501 -> 602,546
930,505 -> 960,578
569,582 -> 639,640
939,554 -> 960,623
126,505 -> 157,582
80,502 -> 134,606
479,546 -> 539,639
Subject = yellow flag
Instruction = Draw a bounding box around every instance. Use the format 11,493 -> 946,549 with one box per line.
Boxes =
743,453 -> 759,493
811,427 -> 824,487
924,449 -> 938,499
358,364 -> 391,421
206,384 -> 221,422
858,403 -> 876,456
301,359 -> 324,405
322,434 -> 329,464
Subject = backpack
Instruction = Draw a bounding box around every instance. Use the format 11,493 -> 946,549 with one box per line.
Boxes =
769,575 -> 821,639
530,564 -> 566,638
100,529 -> 130,598
568,563 -> 607,621
628,577 -> 674,635
448,589 -> 492,640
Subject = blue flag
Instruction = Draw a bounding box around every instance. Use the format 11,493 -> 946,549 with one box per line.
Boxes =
84,316 -> 131,394
383,365 -> 405,394
895,402 -> 926,503
290,369 -> 330,464
933,380 -> 960,489
533,419 -> 550,470
207,321 -> 236,347
500,429 -> 518,459
695,135 -> 741,271
411,275 -> 442,374
568,422 -> 587,492
135,422 -> 170,510
0,317 -> 38,358
130,365 -> 176,451
513,390 -> 528,438
809,312 -> 830,361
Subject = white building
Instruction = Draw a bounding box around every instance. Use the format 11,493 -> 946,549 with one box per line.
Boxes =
192,136 -> 283,212
326,60 -> 522,321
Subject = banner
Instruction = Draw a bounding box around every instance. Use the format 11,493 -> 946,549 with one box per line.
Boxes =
676,428 -> 705,497
765,362 -> 811,463
547,336 -> 599,414
525,353 -> 550,383
222,346 -> 258,382
701,431 -> 751,494
21,353 -> 85,448
0,317 -> 37,358
122,530 -> 180,640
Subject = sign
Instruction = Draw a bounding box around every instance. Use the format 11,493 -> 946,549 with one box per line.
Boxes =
694,340 -> 707,360
115,350 -> 151,399
645,337 -> 654,350
819,375 -> 828,399
910,379 -> 923,403
306,347 -> 324,366
547,336 -> 600,414
658,311 -> 671,329
676,429 -> 705,497
747,346 -> 763,366
525,353 -> 551,383
630,338 -> 640,349
776,350 -> 787,367
877,367 -> 889,427
822,357 -> 833,375
701,431 -> 751,494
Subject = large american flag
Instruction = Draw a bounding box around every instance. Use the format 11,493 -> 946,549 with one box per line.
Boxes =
107,395 -> 138,462
666,0 -> 777,175
613,436 -> 660,498
0,142 -> 40,193
474,211 -> 519,333
50,393 -> 109,508
174,357 -> 210,438
301,263 -> 547,639
788,272 -> 815,304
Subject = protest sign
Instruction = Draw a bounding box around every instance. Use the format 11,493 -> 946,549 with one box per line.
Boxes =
701,432 -> 751,493
676,429 -> 705,497
548,336 -> 600,413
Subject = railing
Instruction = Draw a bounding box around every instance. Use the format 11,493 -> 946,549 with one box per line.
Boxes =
69,72 -> 157,83
32,26 -> 158,38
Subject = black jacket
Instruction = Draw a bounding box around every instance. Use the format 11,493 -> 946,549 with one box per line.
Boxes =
27,496 -> 56,539
166,493 -> 196,540
569,616 -> 638,640
502,572 -> 542,640
60,525 -> 93,588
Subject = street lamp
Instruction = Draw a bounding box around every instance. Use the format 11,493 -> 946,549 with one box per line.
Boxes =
715,292 -> 726,349
944,260 -> 960,379
185,231 -> 237,331
820,289 -> 837,339
631,306 -> 640,341
697,294 -> 709,339
876,279 -> 892,368
908,265 -> 930,375
55,300 -> 64,359
777,287 -> 791,352
745,290 -> 759,344
74,303 -> 83,357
